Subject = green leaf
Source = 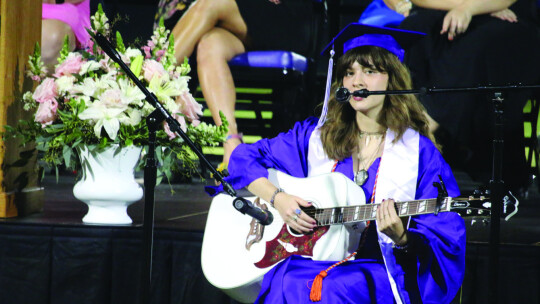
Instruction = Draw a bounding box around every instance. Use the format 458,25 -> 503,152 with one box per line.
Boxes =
63,145 -> 73,168
130,55 -> 144,78
116,31 -> 126,53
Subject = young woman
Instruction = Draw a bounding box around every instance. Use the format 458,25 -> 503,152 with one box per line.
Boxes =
210,24 -> 466,303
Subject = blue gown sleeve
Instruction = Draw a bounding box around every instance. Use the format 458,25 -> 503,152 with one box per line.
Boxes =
404,135 -> 466,303
206,117 -> 318,196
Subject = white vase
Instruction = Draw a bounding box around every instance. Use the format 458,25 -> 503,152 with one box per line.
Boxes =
73,145 -> 143,225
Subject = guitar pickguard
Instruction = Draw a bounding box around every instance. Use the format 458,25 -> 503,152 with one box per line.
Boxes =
254,224 -> 329,268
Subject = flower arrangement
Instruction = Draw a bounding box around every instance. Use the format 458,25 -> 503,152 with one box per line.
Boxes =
4,5 -> 227,184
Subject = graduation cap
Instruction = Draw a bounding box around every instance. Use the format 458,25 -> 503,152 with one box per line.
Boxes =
316,23 -> 425,128
322,23 -> 426,61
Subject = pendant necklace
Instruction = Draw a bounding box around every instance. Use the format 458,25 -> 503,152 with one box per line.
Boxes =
355,131 -> 385,186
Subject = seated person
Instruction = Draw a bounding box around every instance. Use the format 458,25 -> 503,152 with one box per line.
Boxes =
156,0 -> 314,171
41,0 -> 91,69
210,24 -> 466,303
399,0 -> 540,194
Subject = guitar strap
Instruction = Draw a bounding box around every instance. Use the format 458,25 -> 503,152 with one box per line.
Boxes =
375,128 -> 420,304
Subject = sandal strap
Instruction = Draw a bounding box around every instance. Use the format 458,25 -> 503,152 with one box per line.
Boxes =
226,133 -> 243,142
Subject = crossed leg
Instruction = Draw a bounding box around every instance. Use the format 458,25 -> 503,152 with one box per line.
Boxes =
171,0 -> 248,166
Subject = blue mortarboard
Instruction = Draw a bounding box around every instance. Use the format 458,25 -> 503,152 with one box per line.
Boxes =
322,23 -> 425,61
316,23 -> 425,128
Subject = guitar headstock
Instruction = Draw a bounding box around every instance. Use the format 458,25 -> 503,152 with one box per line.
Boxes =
450,194 -> 491,220
450,189 -> 519,223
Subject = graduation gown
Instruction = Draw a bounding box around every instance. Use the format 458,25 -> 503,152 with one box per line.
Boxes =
209,117 -> 466,304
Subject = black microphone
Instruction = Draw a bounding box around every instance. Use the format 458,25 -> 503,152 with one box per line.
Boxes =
335,87 -> 350,103
233,197 -> 274,225
335,87 -> 370,103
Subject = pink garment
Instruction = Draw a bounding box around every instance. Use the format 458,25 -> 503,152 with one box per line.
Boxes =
42,0 -> 91,48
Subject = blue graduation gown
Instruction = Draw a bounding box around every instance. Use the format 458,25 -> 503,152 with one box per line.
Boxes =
209,117 -> 466,304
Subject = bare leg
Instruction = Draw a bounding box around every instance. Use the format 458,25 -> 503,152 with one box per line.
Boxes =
197,28 -> 245,165
171,0 -> 248,61
41,19 -> 76,70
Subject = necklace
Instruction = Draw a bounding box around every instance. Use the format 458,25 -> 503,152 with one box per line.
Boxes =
355,132 -> 385,186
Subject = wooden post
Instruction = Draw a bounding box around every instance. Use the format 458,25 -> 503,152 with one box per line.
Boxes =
0,0 -> 44,217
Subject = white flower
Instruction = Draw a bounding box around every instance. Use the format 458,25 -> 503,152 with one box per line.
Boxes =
92,72 -> 120,97
118,78 -> 145,106
73,77 -> 98,98
119,108 -> 142,126
55,76 -> 75,94
147,74 -> 182,105
79,100 -> 125,140
124,48 -> 142,59
79,61 -> 102,75
22,91 -> 34,103
99,88 -> 130,109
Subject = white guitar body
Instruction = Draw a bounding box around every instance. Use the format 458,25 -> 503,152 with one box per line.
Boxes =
201,170 -> 366,303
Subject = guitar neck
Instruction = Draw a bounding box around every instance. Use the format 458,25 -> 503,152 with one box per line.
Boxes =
310,198 -> 451,226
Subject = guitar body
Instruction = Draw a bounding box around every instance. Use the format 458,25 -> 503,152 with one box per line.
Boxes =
201,170 -> 366,303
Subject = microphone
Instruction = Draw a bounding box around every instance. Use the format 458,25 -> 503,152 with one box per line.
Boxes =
335,87 -> 370,103
233,197 -> 274,226
335,87 -> 351,103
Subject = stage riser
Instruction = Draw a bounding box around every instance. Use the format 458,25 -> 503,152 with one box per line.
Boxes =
0,224 -> 537,304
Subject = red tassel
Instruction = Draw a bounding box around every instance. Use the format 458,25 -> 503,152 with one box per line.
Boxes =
309,270 -> 327,302
308,252 -> 356,302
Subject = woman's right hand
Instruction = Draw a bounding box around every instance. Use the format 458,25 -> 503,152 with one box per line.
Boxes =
273,192 -> 317,233
440,6 -> 473,41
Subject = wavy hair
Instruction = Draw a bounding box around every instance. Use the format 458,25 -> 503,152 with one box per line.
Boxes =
319,46 -> 437,160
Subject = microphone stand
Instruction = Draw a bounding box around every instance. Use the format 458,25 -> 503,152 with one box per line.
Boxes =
91,33 -> 239,304
353,83 -> 540,304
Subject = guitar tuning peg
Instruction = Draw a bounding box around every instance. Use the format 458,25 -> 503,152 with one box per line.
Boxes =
482,219 -> 490,226
473,189 -> 482,196
471,219 -> 476,226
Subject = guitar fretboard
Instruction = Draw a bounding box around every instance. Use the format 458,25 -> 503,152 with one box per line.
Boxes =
308,198 -> 451,226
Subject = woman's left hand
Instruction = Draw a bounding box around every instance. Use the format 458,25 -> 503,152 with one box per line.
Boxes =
490,8 -> 518,23
376,199 -> 408,245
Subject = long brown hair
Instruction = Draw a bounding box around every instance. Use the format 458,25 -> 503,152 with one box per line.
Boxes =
319,46 -> 437,160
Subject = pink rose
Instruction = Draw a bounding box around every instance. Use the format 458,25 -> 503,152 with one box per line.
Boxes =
142,59 -> 167,82
164,114 -> 187,140
34,99 -> 58,127
54,53 -> 84,77
33,77 -> 58,103
178,92 -> 203,124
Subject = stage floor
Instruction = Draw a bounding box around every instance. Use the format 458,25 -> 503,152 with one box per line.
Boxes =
1,169 -> 539,246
